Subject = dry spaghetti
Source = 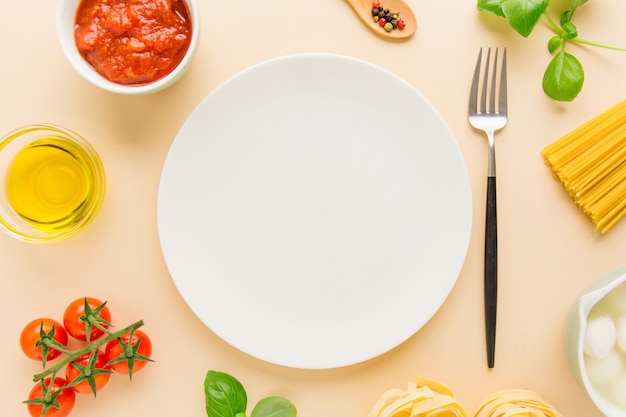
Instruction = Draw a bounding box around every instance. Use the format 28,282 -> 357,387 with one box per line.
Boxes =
542,99 -> 626,233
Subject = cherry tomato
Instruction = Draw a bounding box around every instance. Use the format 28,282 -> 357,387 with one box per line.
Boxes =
105,329 -> 152,376
26,377 -> 76,417
65,350 -> 111,395
20,318 -> 68,363
63,297 -> 111,341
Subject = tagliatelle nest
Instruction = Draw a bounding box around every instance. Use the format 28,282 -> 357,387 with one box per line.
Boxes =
473,389 -> 563,417
367,379 -> 564,417
367,377 -> 467,417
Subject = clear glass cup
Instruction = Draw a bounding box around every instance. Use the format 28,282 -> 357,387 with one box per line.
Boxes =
0,124 -> 106,243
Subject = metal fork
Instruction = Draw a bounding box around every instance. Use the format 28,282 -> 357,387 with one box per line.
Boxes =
468,47 -> 508,369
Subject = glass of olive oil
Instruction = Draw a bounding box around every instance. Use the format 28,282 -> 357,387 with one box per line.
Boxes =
0,124 -> 105,242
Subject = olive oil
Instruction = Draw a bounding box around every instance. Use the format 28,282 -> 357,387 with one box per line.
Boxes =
0,124 -> 105,242
5,139 -> 91,231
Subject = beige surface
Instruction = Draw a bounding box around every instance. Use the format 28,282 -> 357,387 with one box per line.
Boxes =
1,0 -> 626,416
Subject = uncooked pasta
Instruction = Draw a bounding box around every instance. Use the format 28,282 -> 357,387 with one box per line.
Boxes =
366,378 -> 564,417
542,99 -> 626,233
473,389 -> 563,417
367,377 -> 467,417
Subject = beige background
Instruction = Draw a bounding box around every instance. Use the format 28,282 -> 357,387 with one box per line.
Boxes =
2,0 -> 626,416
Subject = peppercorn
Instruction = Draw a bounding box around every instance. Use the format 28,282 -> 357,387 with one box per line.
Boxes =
370,2 -> 404,33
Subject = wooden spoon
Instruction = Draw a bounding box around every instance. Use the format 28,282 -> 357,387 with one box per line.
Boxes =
345,0 -> 417,40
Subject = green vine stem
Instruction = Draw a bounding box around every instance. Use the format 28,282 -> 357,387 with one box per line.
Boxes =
543,10 -> 626,51
42,338 -> 73,357
87,316 -> 113,337
33,320 -> 144,382
571,37 -> 626,51
543,11 -> 562,35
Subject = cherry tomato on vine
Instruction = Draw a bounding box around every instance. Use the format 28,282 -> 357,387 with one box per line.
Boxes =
65,350 -> 111,395
63,297 -> 112,341
25,377 -> 76,417
20,318 -> 68,364
105,329 -> 153,377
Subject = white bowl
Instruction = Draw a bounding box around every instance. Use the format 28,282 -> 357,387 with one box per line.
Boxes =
56,0 -> 200,95
566,267 -> 626,417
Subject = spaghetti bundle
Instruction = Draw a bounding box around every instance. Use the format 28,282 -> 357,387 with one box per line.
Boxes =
542,99 -> 626,233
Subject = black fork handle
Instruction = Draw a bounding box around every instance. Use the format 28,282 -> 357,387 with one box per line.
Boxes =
485,175 -> 497,369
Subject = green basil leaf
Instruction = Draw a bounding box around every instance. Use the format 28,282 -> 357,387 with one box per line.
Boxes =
501,0 -> 549,37
205,371 -> 248,417
548,36 -> 562,53
477,0 -> 505,16
542,50 -> 584,101
250,397 -> 297,417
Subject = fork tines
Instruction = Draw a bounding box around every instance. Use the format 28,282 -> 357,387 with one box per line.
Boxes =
469,47 -> 507,116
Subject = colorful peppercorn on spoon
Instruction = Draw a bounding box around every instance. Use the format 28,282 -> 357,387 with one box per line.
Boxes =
345,0 -> 416,40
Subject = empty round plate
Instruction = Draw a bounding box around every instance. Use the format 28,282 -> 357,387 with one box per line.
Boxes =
157,53 -> 472,369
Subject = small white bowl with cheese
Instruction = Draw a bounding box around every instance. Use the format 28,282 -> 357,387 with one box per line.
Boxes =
566,268 -> 626,417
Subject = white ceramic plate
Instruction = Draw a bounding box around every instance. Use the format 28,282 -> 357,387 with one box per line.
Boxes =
158,53 -> 472,369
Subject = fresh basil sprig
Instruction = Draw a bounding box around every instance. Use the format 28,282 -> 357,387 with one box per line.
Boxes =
205,371 -> 297,417
477,0 -> 625,101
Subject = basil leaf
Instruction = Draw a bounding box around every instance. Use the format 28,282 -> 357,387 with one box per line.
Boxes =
477,0 -> 505,16
250,396 -> 297,417
542,50 -> 584,101
501,0 -> 549,37
205,371 -> 248,417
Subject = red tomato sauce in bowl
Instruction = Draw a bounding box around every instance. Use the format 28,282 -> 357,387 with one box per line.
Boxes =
74,0 -> 192,85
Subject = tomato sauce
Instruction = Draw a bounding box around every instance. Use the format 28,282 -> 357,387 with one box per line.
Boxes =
74,0 -> 192,85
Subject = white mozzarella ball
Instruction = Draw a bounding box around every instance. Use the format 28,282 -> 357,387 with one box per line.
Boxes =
584,316 -> 617,358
